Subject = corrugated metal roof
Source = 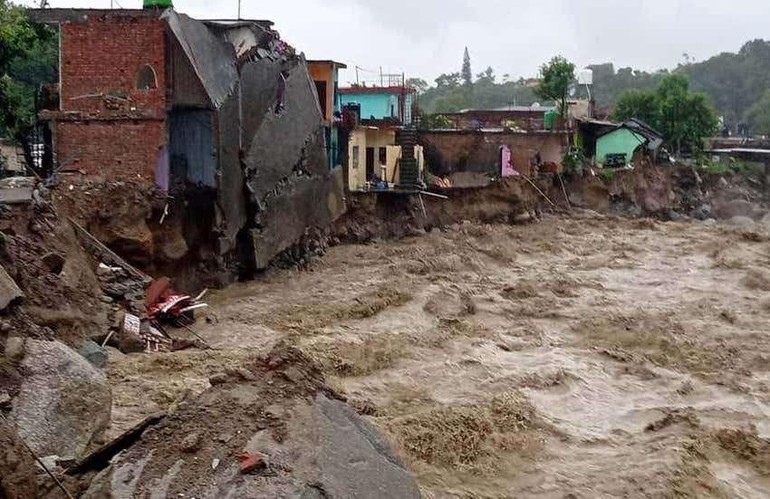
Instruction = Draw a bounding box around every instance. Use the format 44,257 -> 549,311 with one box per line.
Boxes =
163,10 -> 239,110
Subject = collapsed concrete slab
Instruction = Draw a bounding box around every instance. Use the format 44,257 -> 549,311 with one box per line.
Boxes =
0,187 -> 33,205
241,58 -> 345,268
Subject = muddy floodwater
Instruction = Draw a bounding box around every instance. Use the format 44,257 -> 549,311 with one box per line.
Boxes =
108,212 -> 770,498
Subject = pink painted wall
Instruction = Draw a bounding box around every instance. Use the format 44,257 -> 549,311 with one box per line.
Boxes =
500,145 -> 517,177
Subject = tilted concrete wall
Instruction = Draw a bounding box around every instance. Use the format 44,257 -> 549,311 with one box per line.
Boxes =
215,85 -> 246,252
241,59 -> 345,270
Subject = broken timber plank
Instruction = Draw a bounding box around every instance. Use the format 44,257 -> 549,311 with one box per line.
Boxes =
65,412 -> 167,475
67,218 -> 150,283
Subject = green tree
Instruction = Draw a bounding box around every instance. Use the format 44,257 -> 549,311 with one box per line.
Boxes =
406,77 -> 429,94
613,89 -> 660,125
746,89 -> 770,135
435,72 -> 461,89
613,74 -> 717,154
475,66 -> 495,84
462,47 -> 472,88
0,1 -> 57,166
657,74 -> 718,154
535,56 -> 576,118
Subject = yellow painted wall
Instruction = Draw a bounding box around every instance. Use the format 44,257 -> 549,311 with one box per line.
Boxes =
347,128 -> 427,190
348,127 -> 399,190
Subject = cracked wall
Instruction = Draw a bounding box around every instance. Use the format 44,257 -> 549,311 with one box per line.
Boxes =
240,59 -> 345,270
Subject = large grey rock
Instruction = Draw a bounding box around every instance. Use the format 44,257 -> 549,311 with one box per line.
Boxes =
84,393 -> 420,499
9,340 -> 111,459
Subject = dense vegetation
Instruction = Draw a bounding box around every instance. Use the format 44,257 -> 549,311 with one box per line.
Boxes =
417,40 -> 770,135
614,74 -> 718,153
0,0 -> 57,164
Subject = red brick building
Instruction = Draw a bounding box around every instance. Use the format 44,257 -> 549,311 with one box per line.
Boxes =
31,8 -> 346,273
39,9 -> 168,181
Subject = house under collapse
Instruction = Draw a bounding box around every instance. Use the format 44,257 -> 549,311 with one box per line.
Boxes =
31,6 -> 345,279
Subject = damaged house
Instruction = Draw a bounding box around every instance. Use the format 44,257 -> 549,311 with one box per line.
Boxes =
339,83 -> 424,191
32,4 -> 345,281
578,118 -> 664,168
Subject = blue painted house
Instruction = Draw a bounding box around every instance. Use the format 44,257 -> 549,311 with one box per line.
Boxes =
339,85 -> 415,125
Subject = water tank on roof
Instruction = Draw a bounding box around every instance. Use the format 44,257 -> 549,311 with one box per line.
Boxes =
544,110 -> 558,130
578,69 -> 594,86
143,0 -> 173,8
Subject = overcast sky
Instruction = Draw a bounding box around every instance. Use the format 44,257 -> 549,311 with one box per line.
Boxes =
35,0 -> 770,86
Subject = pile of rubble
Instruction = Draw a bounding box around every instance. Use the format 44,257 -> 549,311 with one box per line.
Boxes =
97,263 -> 146,311
78,343 -> 421,498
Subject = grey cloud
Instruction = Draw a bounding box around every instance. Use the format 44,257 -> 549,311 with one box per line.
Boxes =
40,0 -> 770,83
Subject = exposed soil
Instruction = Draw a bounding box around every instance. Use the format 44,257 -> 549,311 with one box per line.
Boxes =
0,201 -> 109,348
0,421 -> 38,498
103,210 -> 770,497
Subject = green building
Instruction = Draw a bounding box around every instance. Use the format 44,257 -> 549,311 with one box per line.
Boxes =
596,119 -> 663,167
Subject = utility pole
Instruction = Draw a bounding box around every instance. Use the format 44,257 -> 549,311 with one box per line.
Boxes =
237,0 -> 241,19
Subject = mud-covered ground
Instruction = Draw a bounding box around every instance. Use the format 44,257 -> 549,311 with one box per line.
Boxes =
107,212 -> 770,498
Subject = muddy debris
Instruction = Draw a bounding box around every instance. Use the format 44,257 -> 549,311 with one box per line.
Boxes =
81,342 -> 421,498
5,164 -> 770,497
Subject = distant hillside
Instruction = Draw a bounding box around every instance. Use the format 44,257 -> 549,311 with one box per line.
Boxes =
418,39 -> 770,131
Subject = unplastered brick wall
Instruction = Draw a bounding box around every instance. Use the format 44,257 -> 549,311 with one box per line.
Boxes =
420,130 -> 569,176
57,120 -> 165,180
60,14 -> 167,114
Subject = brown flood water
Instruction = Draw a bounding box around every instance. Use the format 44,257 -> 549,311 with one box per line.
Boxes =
108,212 -> 770,498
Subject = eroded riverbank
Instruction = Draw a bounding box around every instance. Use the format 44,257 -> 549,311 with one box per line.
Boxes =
106,212 -> 770,497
